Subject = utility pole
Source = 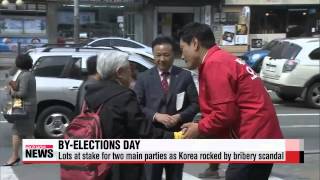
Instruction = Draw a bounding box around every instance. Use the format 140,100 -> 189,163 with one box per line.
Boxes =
74,0 -> 80,44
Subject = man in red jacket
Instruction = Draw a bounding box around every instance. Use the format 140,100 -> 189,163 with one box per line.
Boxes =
179,22 -> 283,179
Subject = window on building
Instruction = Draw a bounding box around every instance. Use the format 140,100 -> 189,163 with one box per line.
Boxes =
250,6 -> 319,35
57,7 -> 127,39
250,7 -> 286,34
125,14 -> 135,39
0,16 -> 46,35
224,12 -> 239,25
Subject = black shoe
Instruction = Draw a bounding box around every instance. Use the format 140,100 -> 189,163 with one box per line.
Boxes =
2,158 -> 20,166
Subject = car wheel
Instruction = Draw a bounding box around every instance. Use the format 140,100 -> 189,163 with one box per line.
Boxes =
276,92 -> 297,102
36,106 -> 73,138
306,82 -> 320,108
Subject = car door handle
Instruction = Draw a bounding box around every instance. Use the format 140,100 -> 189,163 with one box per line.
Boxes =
68,87 -> 79,90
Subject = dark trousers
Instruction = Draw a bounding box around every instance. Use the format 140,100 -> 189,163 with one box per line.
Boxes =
147,164 -> 184,180
208,164 -> 219,171
107,164 -> 145,180
226,164 -> 273,180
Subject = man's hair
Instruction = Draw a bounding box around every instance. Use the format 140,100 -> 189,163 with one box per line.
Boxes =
15,54 -> 33,70
151,36 -> 177,51
86,55 -> 97,75
97,51 -> 129,80
179,22 -> 216,49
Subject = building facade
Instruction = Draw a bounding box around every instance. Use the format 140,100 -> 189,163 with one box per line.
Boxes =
2,0 -> 317,54
224,0 -> 320,51
51,0 -> 144,44
142,0 -> 221,45
0,0 -> 48,52
48,0 -> 222,46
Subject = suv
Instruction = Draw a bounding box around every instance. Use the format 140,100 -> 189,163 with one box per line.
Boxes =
14,47 -> 154,138
260,37 -> 320,108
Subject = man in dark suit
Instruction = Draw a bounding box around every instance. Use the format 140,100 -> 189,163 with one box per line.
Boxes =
134,36 -> 199,180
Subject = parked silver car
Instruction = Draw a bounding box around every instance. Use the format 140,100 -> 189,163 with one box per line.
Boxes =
85,37 -> 153,55
13,47 -> 154,138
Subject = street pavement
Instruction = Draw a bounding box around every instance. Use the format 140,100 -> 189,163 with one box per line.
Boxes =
0,66 -> 319,179
0,53 -> 16,68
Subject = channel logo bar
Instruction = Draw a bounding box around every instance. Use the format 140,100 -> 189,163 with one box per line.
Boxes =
22,139 -> 304,164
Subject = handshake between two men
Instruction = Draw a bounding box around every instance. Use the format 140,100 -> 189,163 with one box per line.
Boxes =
153,113 -> 199,139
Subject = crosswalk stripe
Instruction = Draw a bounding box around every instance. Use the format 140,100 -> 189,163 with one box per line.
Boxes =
0,167 -> 19,180
280,125 -> 320,128
269,176 -> 284,180
161,172 -> 202,180
164,172 -> 284,180
277,113 -> 320,116
182,172 -> 202,180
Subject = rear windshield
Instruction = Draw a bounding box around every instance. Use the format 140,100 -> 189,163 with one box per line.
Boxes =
268,41 -> 302,60
262,40 -> 279,50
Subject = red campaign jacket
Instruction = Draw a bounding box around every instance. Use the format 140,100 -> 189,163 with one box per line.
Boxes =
198,45 -> 283,139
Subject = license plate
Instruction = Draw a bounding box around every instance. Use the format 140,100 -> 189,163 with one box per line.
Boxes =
266,65 -> 276,72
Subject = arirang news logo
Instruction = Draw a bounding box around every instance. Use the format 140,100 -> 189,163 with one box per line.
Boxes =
25,145 -> 54,158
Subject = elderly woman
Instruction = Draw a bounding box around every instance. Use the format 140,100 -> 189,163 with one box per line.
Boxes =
3,54 -> 36,166
84,51 -> 173,180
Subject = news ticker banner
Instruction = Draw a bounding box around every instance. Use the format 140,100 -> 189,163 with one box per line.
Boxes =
22,139 -> 303,164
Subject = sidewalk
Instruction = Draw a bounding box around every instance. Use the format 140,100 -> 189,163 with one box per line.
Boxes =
0,52 -> 16,69
184,154 -> 320,180
0,69 -> 10,88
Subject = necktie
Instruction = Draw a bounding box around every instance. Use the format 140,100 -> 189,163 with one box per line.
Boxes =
161,72 -> 170,94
